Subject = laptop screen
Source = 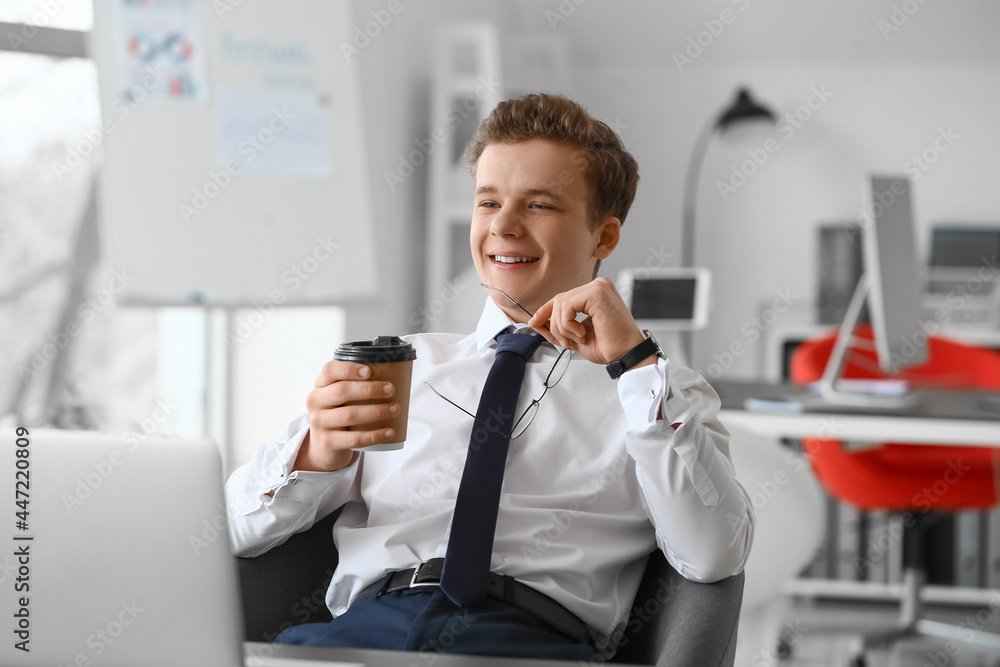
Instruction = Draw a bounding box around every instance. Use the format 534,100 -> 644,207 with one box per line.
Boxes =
0,429 -> 245,667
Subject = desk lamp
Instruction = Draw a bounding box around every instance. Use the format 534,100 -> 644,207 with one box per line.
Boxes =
681,87 -> 776,268
679,87 -> 776,362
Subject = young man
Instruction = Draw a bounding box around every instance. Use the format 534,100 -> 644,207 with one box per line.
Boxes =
226,94 -> 754,661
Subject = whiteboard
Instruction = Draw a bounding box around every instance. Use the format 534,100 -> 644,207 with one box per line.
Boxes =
90,0 -> 378,305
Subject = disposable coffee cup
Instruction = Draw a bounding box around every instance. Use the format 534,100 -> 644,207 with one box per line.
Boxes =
333,335 -> 416,452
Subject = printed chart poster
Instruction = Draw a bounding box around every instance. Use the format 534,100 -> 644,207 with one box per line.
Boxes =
118,0 -> 208,104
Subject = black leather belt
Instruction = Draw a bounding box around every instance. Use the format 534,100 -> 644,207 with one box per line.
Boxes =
357,558 -> 590,645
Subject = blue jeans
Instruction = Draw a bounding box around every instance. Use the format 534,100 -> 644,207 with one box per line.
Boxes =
274,578 -> 594,661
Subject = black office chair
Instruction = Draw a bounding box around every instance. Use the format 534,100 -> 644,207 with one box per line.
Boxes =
237,510 -> 744,666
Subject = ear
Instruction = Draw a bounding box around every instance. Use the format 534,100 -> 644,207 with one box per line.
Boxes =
592,216 -> 621,259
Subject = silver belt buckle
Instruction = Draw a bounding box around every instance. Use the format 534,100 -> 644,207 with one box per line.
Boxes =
409,561 -> 440,588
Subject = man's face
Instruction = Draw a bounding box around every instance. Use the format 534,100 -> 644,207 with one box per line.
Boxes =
470,139 -> 619,319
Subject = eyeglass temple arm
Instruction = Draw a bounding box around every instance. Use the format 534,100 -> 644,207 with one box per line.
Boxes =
481,284 -> 556,334
422,381 -> 477,421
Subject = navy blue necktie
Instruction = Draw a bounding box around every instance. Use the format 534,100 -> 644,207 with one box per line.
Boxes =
440,331 -> 543,606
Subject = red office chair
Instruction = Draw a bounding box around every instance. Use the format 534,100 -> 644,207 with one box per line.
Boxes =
790,324 -> 1000,666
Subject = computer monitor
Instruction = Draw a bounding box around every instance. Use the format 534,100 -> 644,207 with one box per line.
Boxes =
930,226 -> 1000,268
820,175 -> 928,406
926,225 -> 1000,299
617,267 -> 712,331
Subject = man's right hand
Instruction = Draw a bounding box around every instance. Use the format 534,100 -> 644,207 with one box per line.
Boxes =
293,360 -> 399,472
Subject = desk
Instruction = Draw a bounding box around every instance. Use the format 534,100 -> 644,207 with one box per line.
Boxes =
714,381 -> 1000,446
243,642 -> 646,666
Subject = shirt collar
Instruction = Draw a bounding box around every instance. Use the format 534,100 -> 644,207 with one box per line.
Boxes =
475,297 -> 530,351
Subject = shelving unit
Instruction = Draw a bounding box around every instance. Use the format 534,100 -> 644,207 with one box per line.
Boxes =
425,23 -> 503,311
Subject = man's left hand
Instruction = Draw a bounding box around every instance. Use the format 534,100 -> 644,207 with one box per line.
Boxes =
529,277 -> 656,369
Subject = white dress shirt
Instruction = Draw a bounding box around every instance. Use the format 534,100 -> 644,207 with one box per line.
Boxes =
226,298 -> 754,643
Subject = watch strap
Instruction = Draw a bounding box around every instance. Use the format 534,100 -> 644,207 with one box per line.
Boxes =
606,332 -> 661,380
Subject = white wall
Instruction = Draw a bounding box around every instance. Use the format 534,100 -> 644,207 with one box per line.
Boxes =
342,0 -> 1000,380
577,62 -> 999,379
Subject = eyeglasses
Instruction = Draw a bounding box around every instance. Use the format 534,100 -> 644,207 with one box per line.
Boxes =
424,282 -> 572,439
425,346 -> 572,439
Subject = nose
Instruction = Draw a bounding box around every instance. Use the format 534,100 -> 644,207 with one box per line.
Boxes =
490,207 -> 523,237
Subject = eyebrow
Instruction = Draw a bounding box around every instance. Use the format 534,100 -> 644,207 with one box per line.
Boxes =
475,185 -> 564,200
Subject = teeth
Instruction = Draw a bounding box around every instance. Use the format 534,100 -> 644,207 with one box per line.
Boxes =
494,256 -> 537,264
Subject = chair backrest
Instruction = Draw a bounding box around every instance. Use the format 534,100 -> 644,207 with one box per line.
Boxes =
608,550 -> 743,666
238,518 -> 743,666
238,510 -> 339,643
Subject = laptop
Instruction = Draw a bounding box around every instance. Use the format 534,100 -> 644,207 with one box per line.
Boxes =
0,428 -> 245,667
1,430 -> 575,667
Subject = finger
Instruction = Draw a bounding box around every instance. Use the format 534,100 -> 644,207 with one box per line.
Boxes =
307,379 -> 395,413
316,360 -> 371,388
535,296 -> 571,347
560,309 -> 588,343
312,401 -> 401,431
529,302 -> 561,346
545,303 -> 570,345
549,299 -> 587,346
346,427 -> 398,449
532,324 -> 561,348
311,423 -> 398,452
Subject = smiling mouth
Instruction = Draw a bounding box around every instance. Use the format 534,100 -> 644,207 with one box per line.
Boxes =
491,255 -> 539,264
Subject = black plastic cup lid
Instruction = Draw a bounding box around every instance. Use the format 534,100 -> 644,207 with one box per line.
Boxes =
333,335 -> 417,363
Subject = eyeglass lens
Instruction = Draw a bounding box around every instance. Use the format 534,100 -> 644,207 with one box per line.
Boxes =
510,348 -> 572,438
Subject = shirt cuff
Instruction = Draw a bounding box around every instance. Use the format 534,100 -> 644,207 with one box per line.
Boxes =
264,424 -> 358,505
616,357 -> 670,431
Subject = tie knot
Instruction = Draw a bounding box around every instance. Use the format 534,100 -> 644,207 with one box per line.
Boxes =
495,331 -> 543,361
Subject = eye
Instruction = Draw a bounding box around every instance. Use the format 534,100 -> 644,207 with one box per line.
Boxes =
529,203 -> 551,209
479,201 -> 499,208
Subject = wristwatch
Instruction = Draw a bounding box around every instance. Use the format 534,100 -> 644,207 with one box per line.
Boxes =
606,330 -> 664,380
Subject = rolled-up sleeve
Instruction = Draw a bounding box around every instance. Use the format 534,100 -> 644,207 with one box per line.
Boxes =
617,359 -> 755,582
225,413 -> 361,557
